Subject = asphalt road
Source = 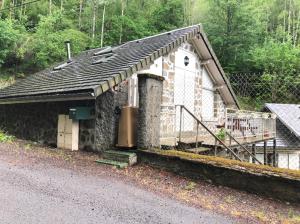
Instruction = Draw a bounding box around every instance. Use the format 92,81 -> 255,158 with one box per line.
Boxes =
0,159 -> 236,224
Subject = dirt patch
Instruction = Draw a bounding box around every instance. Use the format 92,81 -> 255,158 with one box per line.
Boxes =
0,140 -> 300,224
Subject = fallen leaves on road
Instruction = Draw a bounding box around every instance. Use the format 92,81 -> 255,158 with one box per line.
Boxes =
0,140 -> 299,224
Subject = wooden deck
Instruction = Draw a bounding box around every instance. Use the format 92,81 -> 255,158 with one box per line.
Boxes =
160,134 -> 275,147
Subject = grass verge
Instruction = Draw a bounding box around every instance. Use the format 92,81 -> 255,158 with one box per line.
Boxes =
0,130 -> 15,143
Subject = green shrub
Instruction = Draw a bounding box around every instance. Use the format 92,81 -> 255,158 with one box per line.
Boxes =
216,128 -> 226,141
0,76 -> 15,89
0,130 -> 15,143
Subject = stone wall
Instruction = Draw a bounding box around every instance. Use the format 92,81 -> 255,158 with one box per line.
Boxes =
160,52 -> 176,138
194,60 -> 203,122
94,81 -> 129,152
0,100 -> 94,148
137,74 -> 164,149
0,81 -> 128,152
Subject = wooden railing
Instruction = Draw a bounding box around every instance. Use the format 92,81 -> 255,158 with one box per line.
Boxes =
225,108 -> 276,145
176,105 -> 242,161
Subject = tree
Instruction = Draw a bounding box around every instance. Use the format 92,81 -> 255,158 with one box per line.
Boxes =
0,19 -> 24,68
201,0 -> 266,73
251,38 -> 300,75
150,0 -> 184,32
26,11 -> 91,70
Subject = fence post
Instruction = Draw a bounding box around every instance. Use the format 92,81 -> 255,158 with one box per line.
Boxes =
214,138 -> 217,156
179,105 -> 183,143
264,141 -> 267,165
262,117 -> 264,141
252,144 -> 256,164
229,118 -> 232,147
273,139 -> 277,167
196,121 -> 199,148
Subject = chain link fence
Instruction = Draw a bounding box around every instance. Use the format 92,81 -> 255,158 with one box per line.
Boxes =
229,73 -> 300,170
160,72 -> 300,170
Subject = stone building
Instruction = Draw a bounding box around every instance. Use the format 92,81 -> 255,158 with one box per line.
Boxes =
0,25 -> 239,152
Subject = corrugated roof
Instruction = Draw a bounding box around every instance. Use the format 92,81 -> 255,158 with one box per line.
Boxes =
0,24 -> 239,106
265,103 -> 300,138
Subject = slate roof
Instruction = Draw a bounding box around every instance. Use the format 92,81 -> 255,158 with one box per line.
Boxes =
265,103 -> 300,138
0,24 -> 239,106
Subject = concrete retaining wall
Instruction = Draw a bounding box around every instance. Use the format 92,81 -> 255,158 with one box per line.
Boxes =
137,150 -> 300,203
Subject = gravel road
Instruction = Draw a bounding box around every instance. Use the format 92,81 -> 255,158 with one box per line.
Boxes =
0,158 -> 236,224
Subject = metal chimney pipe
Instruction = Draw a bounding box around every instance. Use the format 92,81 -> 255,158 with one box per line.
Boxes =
65,40 -> 72,62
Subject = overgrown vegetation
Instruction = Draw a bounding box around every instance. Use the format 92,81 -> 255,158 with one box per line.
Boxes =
0,130 -> 15,143
0,0 -> 299,106
216,128 -> 226,141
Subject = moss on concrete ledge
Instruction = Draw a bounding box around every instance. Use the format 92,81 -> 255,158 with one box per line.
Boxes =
137,149 -> 300,203
145,149 -> 300,180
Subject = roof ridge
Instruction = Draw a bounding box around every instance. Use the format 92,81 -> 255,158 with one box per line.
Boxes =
126,24 -> 201,44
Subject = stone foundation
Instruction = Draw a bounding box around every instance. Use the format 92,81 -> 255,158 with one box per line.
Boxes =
0,81 -> 129,152
0,100 -> 94,148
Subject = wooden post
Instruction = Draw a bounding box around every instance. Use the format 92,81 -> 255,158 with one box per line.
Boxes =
195,122 -> 199,148
234,148 -> 238,160
252,144 -> 256,164
273,139 -> 277,167
214,138 -> 217,156
264,141 -> 267,165
229,129 -> 232,147
179,106 -> 183,143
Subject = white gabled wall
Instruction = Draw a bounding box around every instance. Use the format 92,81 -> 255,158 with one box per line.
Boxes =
126,41 -> 229,141
160,42 -> 228,140
128,57 -> 163,107
174,46 -> 196,131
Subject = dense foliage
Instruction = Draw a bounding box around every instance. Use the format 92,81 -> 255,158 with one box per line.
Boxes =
0,0 -> 299,105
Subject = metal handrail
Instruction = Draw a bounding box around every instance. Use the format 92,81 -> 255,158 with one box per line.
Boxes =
176,105 -> 242,161
225,131 -> 262,165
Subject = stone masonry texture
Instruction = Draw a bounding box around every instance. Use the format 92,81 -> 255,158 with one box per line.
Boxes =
94,81 -> 129,152
160,42 -> 227,142
0,81 -> 129,152
137,74 -> 164,149
0,100 -> 94,148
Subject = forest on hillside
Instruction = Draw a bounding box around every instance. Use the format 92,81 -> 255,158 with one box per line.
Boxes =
0,0 -> 299,106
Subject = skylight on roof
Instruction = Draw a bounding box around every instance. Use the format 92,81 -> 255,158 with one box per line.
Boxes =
53,61 -> 73,71
92,54 -> 116,65
94,47 -> 113,56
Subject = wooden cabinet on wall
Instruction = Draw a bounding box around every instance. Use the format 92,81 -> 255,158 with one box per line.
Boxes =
57,115 -> 79,151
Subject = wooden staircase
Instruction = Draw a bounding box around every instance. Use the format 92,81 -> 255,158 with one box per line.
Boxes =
96,150 -> 137,168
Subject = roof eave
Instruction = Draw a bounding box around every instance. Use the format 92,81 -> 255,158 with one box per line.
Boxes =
0,92 -> 95,105
191,27 -> 240,109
